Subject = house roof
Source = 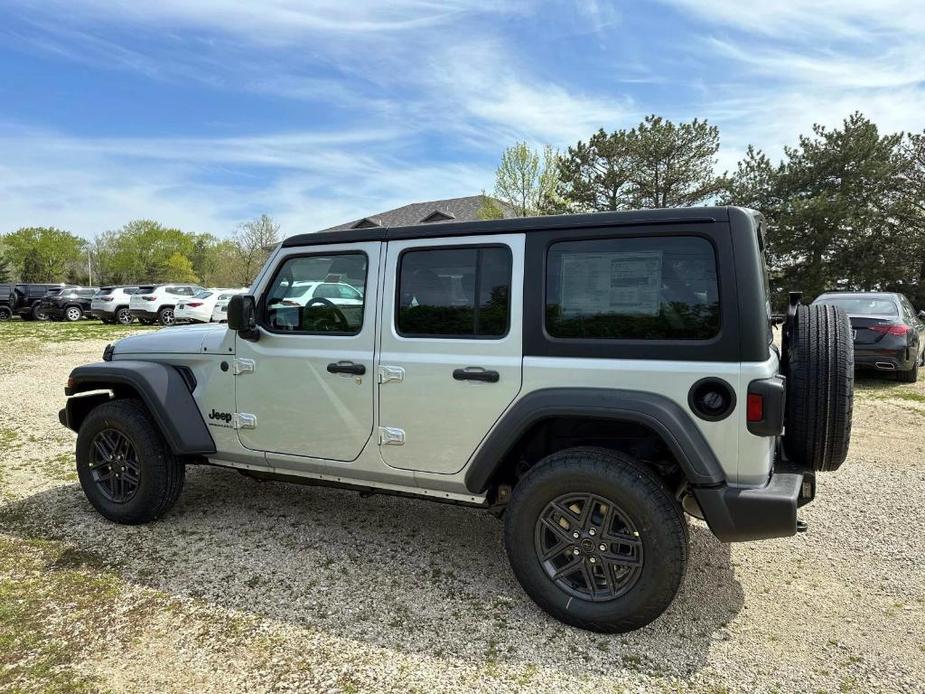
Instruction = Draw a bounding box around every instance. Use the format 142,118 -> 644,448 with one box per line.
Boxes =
322,195 -> 515,231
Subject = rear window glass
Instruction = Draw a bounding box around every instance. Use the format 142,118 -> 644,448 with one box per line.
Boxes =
546,236 -> 720,340
814,296 -> 898,316
396,246 -> 512,338
137,286 -> 156,293
192,290 -> 213,299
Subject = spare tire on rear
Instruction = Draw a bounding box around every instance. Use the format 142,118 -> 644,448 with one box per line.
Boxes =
783,303 -> 853,472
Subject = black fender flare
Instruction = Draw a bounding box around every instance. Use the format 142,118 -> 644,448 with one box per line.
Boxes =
60,360 -> 215,456
464,387 -> 726,494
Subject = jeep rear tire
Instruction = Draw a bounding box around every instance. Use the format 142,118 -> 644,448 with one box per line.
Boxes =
157,307 -> 175,326
783,303 -> 853,472
76,399 -> 185,524
115,307 -> 133,325
504,447 -> 687,633
32,303 -> 48,321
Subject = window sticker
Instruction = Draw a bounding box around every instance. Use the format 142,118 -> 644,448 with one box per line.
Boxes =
560,251 -> 662,316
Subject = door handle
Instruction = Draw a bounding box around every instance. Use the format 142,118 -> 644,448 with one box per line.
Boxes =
453,367 -> 500,383
327,361 -> 366,375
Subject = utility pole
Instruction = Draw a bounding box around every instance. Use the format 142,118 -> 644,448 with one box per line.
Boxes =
87,248 -> 93,286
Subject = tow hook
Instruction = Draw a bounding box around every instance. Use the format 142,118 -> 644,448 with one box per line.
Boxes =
796,519 -> 808,533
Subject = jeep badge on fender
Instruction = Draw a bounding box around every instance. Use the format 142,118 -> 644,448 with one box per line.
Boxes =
58,207 -> 853,633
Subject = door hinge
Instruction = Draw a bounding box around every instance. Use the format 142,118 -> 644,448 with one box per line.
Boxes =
233,413 -> 257,430
377,365 -> 405,384
378,426 -> 405,445
233,358 -> 256,375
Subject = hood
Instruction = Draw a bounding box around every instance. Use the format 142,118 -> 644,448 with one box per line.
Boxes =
114,324 -> 229,355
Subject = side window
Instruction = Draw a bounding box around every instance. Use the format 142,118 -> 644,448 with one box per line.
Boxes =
546,236 -> 720,340
396,246 -> 512,338
264,253 -> 368,334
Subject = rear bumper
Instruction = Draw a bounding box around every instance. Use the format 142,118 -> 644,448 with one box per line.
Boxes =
130,308 -> 158,319
693,468 -> 814,542
853,345 -> 913,371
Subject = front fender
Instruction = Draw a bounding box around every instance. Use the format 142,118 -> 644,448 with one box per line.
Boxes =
61,360 -> 215,456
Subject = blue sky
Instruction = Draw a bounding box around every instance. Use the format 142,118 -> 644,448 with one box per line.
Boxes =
1,1 -> 923,239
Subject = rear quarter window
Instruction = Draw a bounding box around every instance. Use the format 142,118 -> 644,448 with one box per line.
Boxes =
545,236 -> 720,340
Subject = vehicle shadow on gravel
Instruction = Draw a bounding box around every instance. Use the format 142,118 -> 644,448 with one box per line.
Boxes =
0,465 -> 745,679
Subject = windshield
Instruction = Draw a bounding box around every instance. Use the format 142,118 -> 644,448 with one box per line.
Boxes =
815,296 -> 898,316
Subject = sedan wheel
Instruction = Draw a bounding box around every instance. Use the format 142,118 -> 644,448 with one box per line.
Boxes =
65,306 -> 83,321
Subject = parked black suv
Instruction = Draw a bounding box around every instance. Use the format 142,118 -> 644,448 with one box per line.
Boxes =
41,287 -> 99,322
10,284 -> 73,321
0,283 -> 13,321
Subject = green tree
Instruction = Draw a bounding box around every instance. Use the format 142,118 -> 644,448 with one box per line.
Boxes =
491,142 -> 559,216
3,227 -> 86,282
724,112 -> 914,305
557,115 -> 723,211
231,214 -> 280,286
103,220 -> 198,284
476,191 -> 506,220
165,252 -> 198,283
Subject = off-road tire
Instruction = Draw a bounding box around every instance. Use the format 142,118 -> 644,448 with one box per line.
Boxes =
897,360 -> 919,383
115,307 -> 133,325
65,305 -> 83,322
0,306 -> 11,321
783,303 -> 853,472
504,447 -> 687,633
157,306 -> 174,326
32,303 -> 48,321
76,399 -> 185,524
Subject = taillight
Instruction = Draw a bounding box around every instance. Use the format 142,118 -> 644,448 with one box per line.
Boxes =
869,323 -> 909,336
187,302 -> 203,308
141,295 -> 157,301
746,393 -> 764,422
100,296 -> 113,302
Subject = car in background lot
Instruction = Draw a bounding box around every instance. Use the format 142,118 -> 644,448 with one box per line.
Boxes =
267,280 -> 364,330
90,286 -> 141,324
174,288 -> 244,324
41,287 -> 99,321
0,283 -> 13,321
129,284 -> 202,326
10,284 -> 73,321
208,288 -> 248,323
813,291 -> 925,382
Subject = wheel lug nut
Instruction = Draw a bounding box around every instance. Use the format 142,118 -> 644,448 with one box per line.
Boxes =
599,543 -> 607,552
572,548 -> 580,556
589,557 -> 597,564
572,531 -> 580,539
588,528 -> 597,536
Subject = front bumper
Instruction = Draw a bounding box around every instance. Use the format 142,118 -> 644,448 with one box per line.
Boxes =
692,468 -> 814,542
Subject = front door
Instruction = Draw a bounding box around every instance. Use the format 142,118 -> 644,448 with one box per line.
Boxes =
377,234 -> 524,474
234,242 -> 380,461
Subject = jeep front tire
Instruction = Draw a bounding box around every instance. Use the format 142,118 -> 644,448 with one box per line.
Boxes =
504,447 -> 687,633
76,399 -> 185,524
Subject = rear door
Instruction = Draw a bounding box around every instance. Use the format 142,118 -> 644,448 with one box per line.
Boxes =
377,234 -> 524,474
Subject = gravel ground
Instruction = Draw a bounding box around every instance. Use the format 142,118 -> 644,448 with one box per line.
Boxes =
1,322 -> 923,693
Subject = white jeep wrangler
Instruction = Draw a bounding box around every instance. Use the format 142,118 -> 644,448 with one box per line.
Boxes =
60,207 -> 853,632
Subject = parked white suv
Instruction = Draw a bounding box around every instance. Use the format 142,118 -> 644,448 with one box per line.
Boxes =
61,208 -> 854,633
210,289 -> 248,323
90,286 -> 140,325
129,284 -> 202,326
174,288 -> 241,324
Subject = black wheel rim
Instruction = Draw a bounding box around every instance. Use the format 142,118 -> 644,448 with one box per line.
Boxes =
161,309 -> 174,325
88,429 -> 140,503
117,309 -> 132,324
534,492 -> 643,602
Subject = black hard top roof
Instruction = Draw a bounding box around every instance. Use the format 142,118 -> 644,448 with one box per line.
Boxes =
283,206 -> 740,248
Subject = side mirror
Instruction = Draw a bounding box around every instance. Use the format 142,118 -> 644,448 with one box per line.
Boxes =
228,294 -> 259,341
